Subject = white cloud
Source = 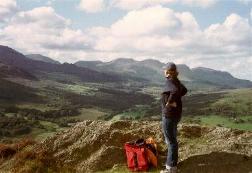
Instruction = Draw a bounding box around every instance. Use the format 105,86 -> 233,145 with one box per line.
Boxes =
78,0 -> 105,13
1,7 -> 92,53
91,6 -> 202,52
0,0 -> 17,22
77,0 -> 218,13
205,13 -> 251,53
181,0 -> 218,8
110,0 -> 217,10
110,0 -> 176,10
110,6 -> 180,36
248,56 -> 252,63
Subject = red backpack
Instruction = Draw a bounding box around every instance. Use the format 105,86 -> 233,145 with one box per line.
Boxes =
125,138 -> 159,172
124,139 -> 149,171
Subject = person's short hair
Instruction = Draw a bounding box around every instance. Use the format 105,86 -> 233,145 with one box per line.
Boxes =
162,62 -> 177,71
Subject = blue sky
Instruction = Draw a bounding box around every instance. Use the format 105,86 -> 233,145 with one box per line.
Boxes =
0,0 -> 252,80
17,0 -> 251,29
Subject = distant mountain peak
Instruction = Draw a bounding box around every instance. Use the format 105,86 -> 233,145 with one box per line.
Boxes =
26,54 -> 60,64
110,58 -> 135,63
192,67 -> 234,78
192,67 -> 217,72
141,59 -> 161,63
140,59 -> 165,66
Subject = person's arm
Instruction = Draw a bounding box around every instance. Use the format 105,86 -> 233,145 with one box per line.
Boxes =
163,79 -> 177,107
180,83 -> 187,96
161,93 -> 167,108
166,89 -> 177,107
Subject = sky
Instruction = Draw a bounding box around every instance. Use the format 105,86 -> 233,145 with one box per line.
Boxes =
0,0 -> 251,80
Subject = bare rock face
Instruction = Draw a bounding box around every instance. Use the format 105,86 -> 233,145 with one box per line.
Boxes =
41,120 -> 163,172
38,120 -> 252,173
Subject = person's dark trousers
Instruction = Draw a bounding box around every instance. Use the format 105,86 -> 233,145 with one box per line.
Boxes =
162,116 -> 179,167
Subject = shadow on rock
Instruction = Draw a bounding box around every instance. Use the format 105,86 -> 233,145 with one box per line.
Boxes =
178,152 -> 252,173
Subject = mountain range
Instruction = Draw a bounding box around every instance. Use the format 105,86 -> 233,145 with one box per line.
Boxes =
75,58 -> 252,88
0,45 -> 252,89
0,45 -> 124,83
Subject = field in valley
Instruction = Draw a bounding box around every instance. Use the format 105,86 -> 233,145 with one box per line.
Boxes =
1,73 -> 251,143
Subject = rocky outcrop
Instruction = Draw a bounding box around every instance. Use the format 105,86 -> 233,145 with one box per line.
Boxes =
1,120 -> 251,173
38,120 -> 252,172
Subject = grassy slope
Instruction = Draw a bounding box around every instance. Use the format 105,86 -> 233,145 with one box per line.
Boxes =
207,89 -> 252,116
117,88 -> 252,130
183,115 -> 252,131
73,108 -> 107,120
183,89 -> 252,131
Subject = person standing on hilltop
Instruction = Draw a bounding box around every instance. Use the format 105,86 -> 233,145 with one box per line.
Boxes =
160,62 -> 188,173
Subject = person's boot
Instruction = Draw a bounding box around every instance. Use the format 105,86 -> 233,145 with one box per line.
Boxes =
160,165 -> 177,173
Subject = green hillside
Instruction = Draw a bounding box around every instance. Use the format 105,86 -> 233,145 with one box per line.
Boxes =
114,89 -> 252,130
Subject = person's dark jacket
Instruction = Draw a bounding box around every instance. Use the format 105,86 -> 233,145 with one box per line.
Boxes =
161,76 -> 187,119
